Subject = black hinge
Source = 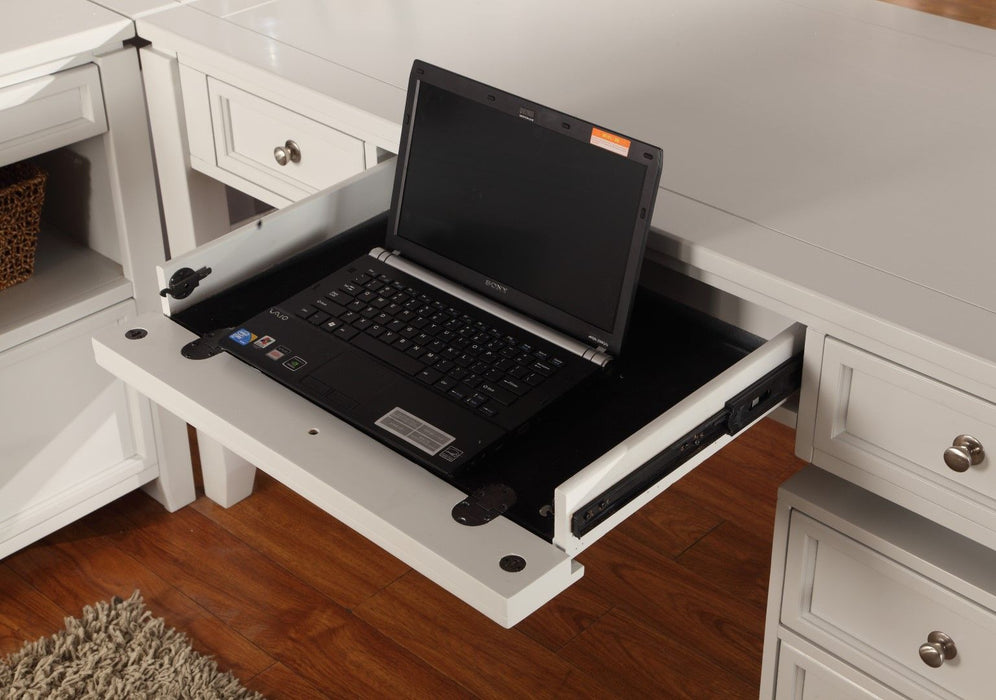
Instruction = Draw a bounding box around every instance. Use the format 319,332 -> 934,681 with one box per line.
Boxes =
452,484 -> 517,526
181,327 -> 234,360
570,355 -> 802,539
160,267 -> 212,300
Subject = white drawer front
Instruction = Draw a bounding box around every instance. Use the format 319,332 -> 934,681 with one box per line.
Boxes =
208,76 -> 366,203
0,64 -> 107,167
782,510 -> 996,699
774,637 -> 903,700
814,338 -> 996,533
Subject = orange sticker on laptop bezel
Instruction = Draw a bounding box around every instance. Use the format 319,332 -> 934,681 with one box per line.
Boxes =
590,127 -> 631,157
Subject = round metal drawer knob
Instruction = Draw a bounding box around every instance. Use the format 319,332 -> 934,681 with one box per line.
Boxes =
943,434 -> 985,473
273,139 -> 301,166
918,631 -> 957,668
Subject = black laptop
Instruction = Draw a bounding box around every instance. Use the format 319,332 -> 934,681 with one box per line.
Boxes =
220,60 -> 662,476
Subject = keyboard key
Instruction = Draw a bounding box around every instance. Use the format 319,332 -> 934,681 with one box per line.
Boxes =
433,359 -> 455,373
530,360 -> 555,376
334,325 -> 359,341
326,289 -> 354,305
447,387 -> 467,401
509,365 -> 529,379
325,301 -> 348,317
321,318 -> 343,333
464,393 -> 485,408
365,324 -> 385,338
309,311 -> 330,325
380,330 -> 399,344
550,357 -> 565,367
479,382 -> 516,406
478,404 -> 498,417
352,331 -> 424,375
352,318 -> 372,330
416,367 -> 443,384
523,372 -> 545,387
296,305 -> 316,319
341,281 -> 361,295
499,376 -> 528,396
435,376 -> 457,392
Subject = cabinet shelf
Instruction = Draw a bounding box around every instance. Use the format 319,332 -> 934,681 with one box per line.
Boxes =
0,223 -> 130,353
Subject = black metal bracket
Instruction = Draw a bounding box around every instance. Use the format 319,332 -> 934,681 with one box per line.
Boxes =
181,327 -> 233,360
160,266 -> 212,300
570,355 -> 802,539
452,484 -> 517,526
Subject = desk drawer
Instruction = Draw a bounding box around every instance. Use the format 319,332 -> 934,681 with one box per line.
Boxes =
206,77 -> 366,203
782,508 -> 996,699
92,162 -> 803,627
813,339 -> 996,540
0,64 -> 107,167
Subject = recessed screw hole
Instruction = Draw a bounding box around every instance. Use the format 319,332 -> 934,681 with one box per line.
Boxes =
125,328 -> 147,340
499,555 -> 526,573
307,428 -> 319,435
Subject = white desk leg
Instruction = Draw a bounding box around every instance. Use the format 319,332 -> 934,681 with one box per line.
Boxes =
142,404 -> 197,511
198,433 -> 257,507
141,46 -> 259,507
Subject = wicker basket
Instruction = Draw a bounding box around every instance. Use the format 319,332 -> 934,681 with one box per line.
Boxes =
0,162 -> 47,292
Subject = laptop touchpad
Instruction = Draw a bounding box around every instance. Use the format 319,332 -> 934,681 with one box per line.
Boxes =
312,350 -> 399,402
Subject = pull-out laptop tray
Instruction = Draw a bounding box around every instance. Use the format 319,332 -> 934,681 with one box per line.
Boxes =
94,162 -> 802,626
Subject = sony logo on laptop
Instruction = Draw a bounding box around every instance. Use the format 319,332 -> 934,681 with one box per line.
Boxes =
484,278 -> 509,294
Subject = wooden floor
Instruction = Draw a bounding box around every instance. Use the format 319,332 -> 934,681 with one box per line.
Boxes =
5,1 -> 995,697
1,419 -> 803,698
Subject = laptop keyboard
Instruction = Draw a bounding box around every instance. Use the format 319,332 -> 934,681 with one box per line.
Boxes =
293,263 -> 569,421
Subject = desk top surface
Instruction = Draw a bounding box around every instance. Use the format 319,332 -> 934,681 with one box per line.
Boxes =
1,0 -> 133,73
135,0 -> 996,391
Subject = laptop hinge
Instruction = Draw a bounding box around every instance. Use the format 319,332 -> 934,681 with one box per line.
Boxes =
371,247 -> 611,368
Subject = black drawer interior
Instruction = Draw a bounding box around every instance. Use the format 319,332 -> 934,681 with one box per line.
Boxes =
173,214 -> 777,541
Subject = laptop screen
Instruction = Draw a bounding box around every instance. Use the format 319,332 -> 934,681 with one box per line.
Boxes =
387,61 -> 662,355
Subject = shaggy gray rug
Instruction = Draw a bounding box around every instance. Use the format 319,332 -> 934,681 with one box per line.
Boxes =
0,592 -> 262,699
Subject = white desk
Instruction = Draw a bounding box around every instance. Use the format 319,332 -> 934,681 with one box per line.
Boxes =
0,0 -> 194,557
91,0 -> 996,693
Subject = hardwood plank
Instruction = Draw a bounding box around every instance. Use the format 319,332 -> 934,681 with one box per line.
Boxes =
243,662 -> 328,700
98,491 -> 470,698
560,608 -> 756,699
514,574 -> 613,652
879,0 -> 996,28
4,516 -> 274,681
0,564 -> 65,656
577,525 -> 765,687
676,519 -> 773,612
190,471 -> 409,610
622,488 -> 724,559
355,571 -> 615,699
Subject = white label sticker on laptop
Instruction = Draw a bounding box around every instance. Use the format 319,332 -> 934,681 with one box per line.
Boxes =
375,407 -> 455,456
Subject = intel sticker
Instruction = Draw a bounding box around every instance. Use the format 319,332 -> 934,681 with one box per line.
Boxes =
229,328 -> 255,346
